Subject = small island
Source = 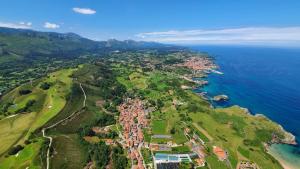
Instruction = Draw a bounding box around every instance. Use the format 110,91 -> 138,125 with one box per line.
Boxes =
213,94 -> 229,101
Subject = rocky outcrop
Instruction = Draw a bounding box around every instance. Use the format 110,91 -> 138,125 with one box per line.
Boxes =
277,125 -> 297,145
213,95 -> 229,101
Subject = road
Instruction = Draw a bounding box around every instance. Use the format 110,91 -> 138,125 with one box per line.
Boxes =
42,83 -> 86,169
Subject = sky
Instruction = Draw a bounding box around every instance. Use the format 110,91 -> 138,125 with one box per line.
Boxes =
0,0 -> 300,46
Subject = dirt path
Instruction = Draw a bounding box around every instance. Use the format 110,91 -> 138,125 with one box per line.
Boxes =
192,122 -> 214,141
42,83 -> 86,169
80,83 -> 86,107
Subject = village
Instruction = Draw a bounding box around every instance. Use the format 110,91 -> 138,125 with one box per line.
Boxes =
116,98 -> 235,169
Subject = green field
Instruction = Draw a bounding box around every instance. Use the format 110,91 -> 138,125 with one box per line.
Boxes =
0,68 -> 75,160
152,120 -> 168,134
0,139 -> 43,169
0,113 -> 36,156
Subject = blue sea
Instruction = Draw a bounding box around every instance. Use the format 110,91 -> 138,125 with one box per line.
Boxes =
191,46 -> 300,167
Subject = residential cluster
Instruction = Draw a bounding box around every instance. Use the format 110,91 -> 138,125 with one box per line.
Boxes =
178,57 -> 217,72
118,98 -> 149,169
237,161 -> 260,169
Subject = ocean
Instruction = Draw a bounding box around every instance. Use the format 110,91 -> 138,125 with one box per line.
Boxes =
191,45 -> 300,167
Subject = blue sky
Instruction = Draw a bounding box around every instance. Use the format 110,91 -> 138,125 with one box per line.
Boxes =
0,0 -> 300,46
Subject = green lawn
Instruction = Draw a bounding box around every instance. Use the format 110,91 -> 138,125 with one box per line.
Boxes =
206,155 -> 229,169
0,113 -> 36,156
152,120 -> 168,135
129,72 -> 148,89
25,69 -> 75,138
0,139 -> 43,169
171,145 -> 191,153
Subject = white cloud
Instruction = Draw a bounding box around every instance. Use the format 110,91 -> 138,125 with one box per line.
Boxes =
136,27 -> 300,46
19,22 -> 32,26
44,22 -> 60,29
72,7 -> 96,15
0,21 -> 32,29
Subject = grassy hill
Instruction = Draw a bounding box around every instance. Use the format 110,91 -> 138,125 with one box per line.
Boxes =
0,27 -> 173,94
0,68 -> 75,157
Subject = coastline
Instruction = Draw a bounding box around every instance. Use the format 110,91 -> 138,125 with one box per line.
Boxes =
190,53 -> 299,168
203,80 -> 299,169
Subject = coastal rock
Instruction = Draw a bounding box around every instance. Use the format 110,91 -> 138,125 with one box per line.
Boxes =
255,115 -> 297,145
181,85 -> 191,90
181,76 -> 208,86
213,94 -> 229,101
195,80 -> 208,86
278,125 -> 297,145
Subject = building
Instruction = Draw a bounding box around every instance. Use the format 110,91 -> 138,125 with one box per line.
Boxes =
195,158 -> 206,167
213,146 -> 227,161
153,153 -> 192,169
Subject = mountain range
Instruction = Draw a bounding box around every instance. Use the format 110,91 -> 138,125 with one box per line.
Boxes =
0,27 -> 174,63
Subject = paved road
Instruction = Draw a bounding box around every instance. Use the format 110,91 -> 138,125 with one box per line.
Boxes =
42,83 -> 86,169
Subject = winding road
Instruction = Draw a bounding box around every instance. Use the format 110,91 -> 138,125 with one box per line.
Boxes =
42,83 -> 86,169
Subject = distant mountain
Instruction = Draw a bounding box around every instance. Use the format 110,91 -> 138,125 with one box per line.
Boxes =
0,27 -> 100,59
0,27 -> 172,62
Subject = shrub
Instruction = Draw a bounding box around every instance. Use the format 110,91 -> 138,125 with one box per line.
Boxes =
8,145 -> 24,155
170,127 -> 176,134
19,89 -> 32,95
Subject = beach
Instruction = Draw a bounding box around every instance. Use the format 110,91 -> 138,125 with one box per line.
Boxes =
268,144 -> 300,169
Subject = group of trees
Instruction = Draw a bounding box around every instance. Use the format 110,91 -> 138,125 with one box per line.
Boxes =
94,114 -> 116,127
78,114 -> 116,139
87,141 -> 110,169
0,102 -> 13,115
112,144 -> 128,169
84,62 -> 127,114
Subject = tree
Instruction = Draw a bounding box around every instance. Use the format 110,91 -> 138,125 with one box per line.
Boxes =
170,127 -> 176,134
157,99 -> 164,109
19,89 -> 32,95
40,82 -> 52,90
